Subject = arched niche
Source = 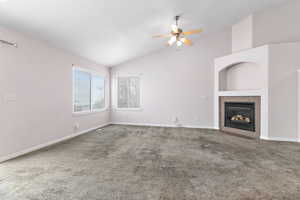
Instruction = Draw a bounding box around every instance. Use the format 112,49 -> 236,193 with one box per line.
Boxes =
219,62 -> 264,91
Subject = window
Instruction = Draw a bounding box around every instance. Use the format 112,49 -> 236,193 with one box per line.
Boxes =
117,76 -> 140,109
73,68 -> 105,113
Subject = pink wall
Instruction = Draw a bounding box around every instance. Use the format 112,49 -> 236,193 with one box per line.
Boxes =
111,30 -> 231,128
0,26 -> 110,159
232,15 -> 253,52
253,0 -> 300,47
231,1 -> 300,52
268,43 -> 300,140
225,62 -> 264,91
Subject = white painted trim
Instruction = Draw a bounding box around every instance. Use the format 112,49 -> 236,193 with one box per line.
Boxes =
0,123 -> 111,163
114,123 -> 298,142
72,66 -> 106,77
2,121 -> 296,164
72,108 -> 109,117
111,122 -> 216,129
260,136 -> 299,143
113,108 -> 143,112
218,90 -> 262,97
297,70 -> 300,144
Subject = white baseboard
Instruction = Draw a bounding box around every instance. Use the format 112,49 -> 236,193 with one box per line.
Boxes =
260,136 -> 300,143
111,122 -> 216,129
2,122 -> 297,163
0,122 -> 111,163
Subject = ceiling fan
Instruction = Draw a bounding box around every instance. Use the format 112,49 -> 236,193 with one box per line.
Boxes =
153,15 -> 203,47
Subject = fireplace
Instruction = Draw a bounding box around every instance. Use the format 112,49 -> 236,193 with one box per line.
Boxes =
219,96 -> 260,138
224,102 -> 255,132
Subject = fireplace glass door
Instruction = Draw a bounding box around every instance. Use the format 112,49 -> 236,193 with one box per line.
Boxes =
224,102 -> 255,132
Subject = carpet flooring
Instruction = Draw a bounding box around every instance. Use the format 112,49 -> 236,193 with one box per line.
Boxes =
0,125 -> 299,200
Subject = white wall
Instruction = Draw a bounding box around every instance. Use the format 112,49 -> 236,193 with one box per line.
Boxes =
0,26 -> 110,159
111,30 -> 231,128
298,70 -> 300,142
231,1 -> 300,51
225,62 -> 264,91
253,0 -> 300,47
232,15 -> 253,52
251,0 -> 300,141
268,43 -> 300,140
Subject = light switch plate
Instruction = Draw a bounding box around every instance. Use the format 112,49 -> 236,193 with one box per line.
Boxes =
4,94 -> 17,103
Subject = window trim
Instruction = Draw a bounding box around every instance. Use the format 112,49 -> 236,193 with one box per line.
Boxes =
115,75 -> 142,111
72,67 -> 107,115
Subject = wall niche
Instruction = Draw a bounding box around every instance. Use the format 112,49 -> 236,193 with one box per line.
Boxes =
219,62 -> 263,91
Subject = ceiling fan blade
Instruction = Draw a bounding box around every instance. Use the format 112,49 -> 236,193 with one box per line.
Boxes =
181,38 -> 192,46
152,34 -> 172,38
183,29 -> 203,35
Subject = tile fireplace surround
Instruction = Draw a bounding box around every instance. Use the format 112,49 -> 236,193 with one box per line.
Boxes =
219,96 -> 261,139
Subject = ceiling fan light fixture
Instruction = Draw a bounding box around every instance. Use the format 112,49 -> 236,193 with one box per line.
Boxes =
171,24 -> 178,33
153,15 -> 202,47
176,40 -> 183,47
168,36 -> 177,45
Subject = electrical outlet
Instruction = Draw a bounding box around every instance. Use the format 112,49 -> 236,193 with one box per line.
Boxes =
172,116 -> 182,127
4,93 -> 17,103
172,116 -> 179,124
74,123 -> 79,131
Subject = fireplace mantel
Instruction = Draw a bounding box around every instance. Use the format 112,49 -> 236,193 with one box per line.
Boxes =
218,90 -> 262,97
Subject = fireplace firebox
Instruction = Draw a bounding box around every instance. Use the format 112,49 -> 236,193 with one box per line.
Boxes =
224,102 -> 255,132
219,96 -> 260,138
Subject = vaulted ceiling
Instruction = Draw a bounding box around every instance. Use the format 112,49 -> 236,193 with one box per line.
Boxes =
0,0 -> 290,66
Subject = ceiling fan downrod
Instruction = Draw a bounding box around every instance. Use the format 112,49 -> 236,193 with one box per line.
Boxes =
175,15 -> 180,26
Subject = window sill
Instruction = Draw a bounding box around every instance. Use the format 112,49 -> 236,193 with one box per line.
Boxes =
114,108 -> 143,112
72,108 -> 109,117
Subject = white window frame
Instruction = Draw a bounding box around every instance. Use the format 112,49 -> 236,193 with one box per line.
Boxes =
72,67 -> 106,115
116,75 -> 142,111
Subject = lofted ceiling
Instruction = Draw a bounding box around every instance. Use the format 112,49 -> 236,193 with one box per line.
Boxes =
0,0 -> 291,66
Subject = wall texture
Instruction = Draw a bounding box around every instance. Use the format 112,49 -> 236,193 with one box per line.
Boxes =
253,0 -> 300,47
0,26 -> 110,159
232,15 -> 253,52
225,62 -> 264,91
111,30 -> 231,128
268,43 -> 300,140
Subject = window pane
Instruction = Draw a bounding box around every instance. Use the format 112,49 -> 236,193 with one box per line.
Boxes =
117,77 -> 140,109
128,77 -> 140,108
73,69 -> 91,112
92,76 -> 105,110
118,77 -> 129,108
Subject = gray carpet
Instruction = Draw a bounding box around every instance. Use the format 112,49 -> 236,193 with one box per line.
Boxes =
0,125 -> 299,200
